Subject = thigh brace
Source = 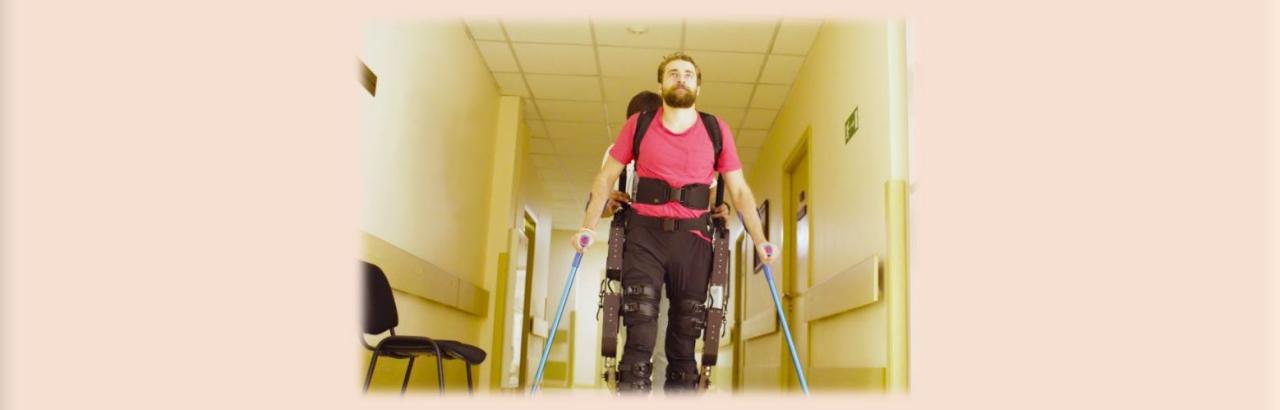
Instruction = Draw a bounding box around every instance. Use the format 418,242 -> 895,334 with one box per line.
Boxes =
620,282 -> 659,326
671,298 -> 708,338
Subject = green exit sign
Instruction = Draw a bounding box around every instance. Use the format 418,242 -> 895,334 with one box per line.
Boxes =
844,106 -> 859,144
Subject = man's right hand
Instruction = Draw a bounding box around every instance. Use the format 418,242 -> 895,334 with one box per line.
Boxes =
571,228 -> 595,252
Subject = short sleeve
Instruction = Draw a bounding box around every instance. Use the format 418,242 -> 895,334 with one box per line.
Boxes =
713,117 -> 743,173
608,113 -> 640,164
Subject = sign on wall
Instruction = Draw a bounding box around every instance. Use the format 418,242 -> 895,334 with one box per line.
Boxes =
844,106 -> 859,144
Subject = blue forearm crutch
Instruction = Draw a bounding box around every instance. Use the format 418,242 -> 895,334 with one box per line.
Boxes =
530,249 -> 584,394
761,253 -> 811,395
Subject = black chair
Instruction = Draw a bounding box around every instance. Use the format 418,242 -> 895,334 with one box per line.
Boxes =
361,261 -> 487,395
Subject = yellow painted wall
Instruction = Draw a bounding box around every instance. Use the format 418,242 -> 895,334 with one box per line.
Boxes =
484,106 -> 556,391
732,20 -> 907,392
360,21 -> 504,394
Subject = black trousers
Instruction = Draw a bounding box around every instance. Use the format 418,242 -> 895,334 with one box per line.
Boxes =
618,217 -> 713,390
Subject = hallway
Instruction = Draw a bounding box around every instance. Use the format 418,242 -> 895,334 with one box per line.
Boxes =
358,18 -> 914,395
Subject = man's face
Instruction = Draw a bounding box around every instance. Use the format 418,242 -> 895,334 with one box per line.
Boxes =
659,59 -> 699,108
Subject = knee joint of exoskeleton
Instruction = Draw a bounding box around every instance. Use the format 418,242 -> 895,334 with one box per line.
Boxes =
616,361 -> 653,392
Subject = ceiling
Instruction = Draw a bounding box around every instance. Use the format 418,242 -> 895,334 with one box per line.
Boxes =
462,18 -> 822,229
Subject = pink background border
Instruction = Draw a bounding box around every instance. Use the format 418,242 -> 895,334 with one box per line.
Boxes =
3,0 -> 1277,408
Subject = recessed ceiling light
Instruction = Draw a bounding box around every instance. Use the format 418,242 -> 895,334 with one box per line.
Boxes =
627,24 -> 649,35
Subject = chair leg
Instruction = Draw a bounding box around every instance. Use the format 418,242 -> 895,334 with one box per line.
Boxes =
400,356 -> 416,395
465,364 -> 473,395
363,351 -> 380,394
432,344 -> 445,394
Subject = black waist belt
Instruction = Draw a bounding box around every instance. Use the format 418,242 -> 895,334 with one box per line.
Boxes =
627,212 -> 711,236
635,177 -> 711,210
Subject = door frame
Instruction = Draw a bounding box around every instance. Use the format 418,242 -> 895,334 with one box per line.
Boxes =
731,233 -> 747,391
516,211 -> 537,389
491,209 -> 539,391
780,127 -> 812,391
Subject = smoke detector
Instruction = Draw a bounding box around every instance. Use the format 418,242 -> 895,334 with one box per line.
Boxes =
627,24 -> 649,35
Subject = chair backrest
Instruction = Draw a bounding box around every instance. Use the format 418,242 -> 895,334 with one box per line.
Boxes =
362,261 -> 399,335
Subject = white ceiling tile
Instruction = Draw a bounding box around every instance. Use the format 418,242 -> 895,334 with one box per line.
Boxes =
556,138 -> 612,158
531,154 -> 558,169
695,81 -> 754,108
564,174 -> 591,187
493,72 -> 530,97
525,74 -> 602,101
559,171 -> 594,187
502,19 -> 593,44
547,186 -> 573,201
683,51 -> 765,83
547,197 -> 578,207
772,19 -> 822,55
525,120 -> 547,137
529,137 -> 556,154
592,19 -> 683,48
561,152 -> 601,163
605,100 -> 631,124
522,97 -> 540,119
565,153 -> 605,167
602,77 -> 660,103
555,185 -> 585,197
684,19 -> 778,53
555,169 -> 592,186
759,54 -> 805,84
537,100 -> 608,122
464,18 -> 506,41
544,120 -> 611,141
742,108 -> 778,129
749,84 -> 790,109
597,46 -> 672,80
736,129 -> 768,148
697,106 -> 745,130
475,41 -> 520,72
550,184 -> 581,195
540,167 -> 572,182
512,43 -> 598,75
739,147 -> 760,163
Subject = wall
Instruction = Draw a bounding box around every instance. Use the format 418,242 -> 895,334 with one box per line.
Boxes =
359,21 -> 502,393
732,20 -> 907,392
480,96 -> 561,391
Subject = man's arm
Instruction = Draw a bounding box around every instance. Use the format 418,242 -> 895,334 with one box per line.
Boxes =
721,169 -> 775,263
580,157 -> 628,234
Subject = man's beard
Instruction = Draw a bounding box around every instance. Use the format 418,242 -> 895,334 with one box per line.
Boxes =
661,85 -> 697,108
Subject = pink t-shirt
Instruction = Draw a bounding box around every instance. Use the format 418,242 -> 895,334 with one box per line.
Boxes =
609,107 -> 743,241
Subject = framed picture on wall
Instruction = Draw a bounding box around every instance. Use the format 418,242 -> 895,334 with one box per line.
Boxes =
752,200 -> 770,272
